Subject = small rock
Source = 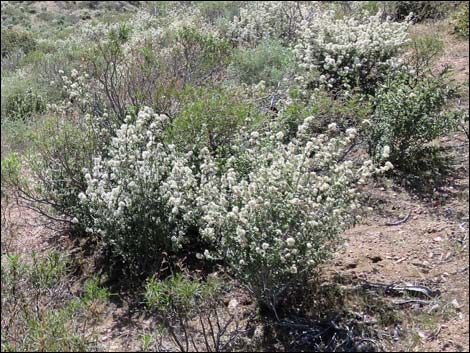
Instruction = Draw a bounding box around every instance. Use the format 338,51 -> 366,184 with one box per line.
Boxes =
450,299 -> 461,310
228,298 -> 239,311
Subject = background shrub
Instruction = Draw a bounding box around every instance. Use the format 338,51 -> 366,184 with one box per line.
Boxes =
404,34 -> 444,78
275,90 -> 371,144
383,1 -> 456,22
294,11 -> 409,94
454,1 -> 469,39
1,28 -> 36,58
22,114 -> 98,225
2,88 -> 46,120
227,39 -> 294,86
168,86 -> 261,157
368,71 -> 463,180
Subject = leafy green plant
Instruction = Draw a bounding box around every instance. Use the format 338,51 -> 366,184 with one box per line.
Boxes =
145,273 -> 250,352
228,39 -> 294,86
383,1 -> 453,22
1,251 -> 95,352
1,153 -> 21,199
404,35 -> 444,78
278,90 -> 372,141
25,114 -> 97,224
3,88 -> 46,120
194,1 -> 245,25
168,86 -> 261,157
454,1 -> 469,39
80,277 -> 110,306
368,71 -> 463,181
1,28 -> 37,58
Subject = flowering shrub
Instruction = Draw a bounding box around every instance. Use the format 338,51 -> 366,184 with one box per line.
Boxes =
227,1 -> 313,46
368,71 -> 462,180
195,117 -> 387,308
294,11 -> 409,94
80,107 -> 199,268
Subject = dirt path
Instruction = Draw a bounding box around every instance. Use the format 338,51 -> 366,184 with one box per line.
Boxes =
330,26 -> 470,351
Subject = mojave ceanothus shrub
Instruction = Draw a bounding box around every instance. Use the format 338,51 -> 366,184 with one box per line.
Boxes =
78,105 -> 390,302
79,107 -> 199,268
195,118 -> 391,308
294,10 -> 410,94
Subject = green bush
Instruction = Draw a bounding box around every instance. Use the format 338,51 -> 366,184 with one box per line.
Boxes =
25,114 -> 98,225
404,35 -> 444,78
1,153 -> 21,199
383,1 -> 454,22
368,71 -> 463,180
194,1 -> 246,24
145,273 -> 222,316
145,273 -> 248,352
454,2 -> 469,39
85,24 -> 231,119
168,86 -> 261,157
1,28 -> 37,58
228,39 -> 294,86
278,90 -> 372,141
1,251 -> 95,352
169,26 -> 231,85
3,88 -> 47,120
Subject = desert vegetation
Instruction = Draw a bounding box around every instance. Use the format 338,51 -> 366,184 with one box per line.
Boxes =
1,1 -> 469,352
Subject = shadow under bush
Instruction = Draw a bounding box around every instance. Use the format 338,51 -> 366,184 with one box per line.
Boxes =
259,275 -> 402,352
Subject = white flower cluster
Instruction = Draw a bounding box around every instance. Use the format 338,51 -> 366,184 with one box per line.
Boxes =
194,116 -> 384,303
227,1 -> 315,46
294,11 -> 410,92
48,69 -> 92,115
80,107 -> 198,260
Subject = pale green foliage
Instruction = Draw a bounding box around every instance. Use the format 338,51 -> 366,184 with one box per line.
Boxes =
0,251 -> 97,352
404,35 -> 444,78
3,88 -> 46,120
454,1 -> 469,39
144,273 -> 247,352
228,39 -> 294,86
1,153 -> 21,199
145,273 -> 222,314
368,71 -> 462,179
